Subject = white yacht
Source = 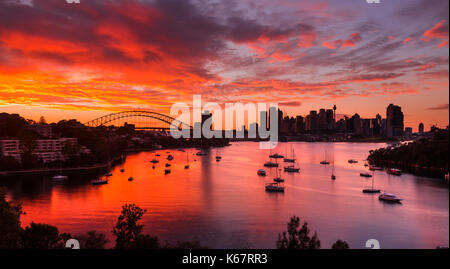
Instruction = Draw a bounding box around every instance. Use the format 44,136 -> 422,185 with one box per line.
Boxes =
379,192 -> 403,203
52,175 -> 68,182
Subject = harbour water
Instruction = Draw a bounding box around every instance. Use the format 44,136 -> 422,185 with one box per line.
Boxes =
3,142 -> 449,249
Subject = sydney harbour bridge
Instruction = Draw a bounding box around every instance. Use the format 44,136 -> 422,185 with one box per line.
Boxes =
84,110 -> 192,131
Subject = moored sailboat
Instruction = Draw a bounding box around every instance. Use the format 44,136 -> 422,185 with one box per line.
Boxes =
363,172 -> 380,193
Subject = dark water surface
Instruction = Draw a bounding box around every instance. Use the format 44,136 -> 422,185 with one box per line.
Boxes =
3,142 -> 449,249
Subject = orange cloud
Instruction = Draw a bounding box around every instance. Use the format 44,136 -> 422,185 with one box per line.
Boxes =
403,37 -> 413,44
322,33 -> 361,50
423,20 -> 449,48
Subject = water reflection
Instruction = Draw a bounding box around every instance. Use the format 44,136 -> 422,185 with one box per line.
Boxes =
2,142 -> 449,249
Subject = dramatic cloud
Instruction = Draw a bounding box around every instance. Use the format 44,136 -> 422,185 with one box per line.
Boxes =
323,33 -> 362,50
0,0 -> 448,129
423,20 -> 449,48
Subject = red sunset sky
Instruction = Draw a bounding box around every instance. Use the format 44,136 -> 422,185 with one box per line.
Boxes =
0,0 -> 448,131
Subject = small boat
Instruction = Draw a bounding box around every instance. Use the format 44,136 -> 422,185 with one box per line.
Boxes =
165,163 -> 171,167
167,155 -> 174,161
379,192 -> 403,203
283,146 -> 296,163
164,169 -> 171,174
269,153 -> 284,159
284,165 -> 300,172
150,159 -> 159,163
369,165 -> 383,171
120,168 -> 125,172
387,168 -> 402,176
166,151 -> 170,153
363,173 -> 380,193
257,169 -> 266,176
128,177 -> 134,181
92,179 -> 108,185
265,182 -> 285,192
264,161 -> 279,167
52,175 -> 68,182
273,169 -> 284,182
364,163 -> 369,167
320,151 -> 330,165
360,172 -> 372,178
185,152 -> 190,169
273,177 -> 284,182
156,154 -> 160,156
196,151 -> 207,156
348,159 -> 358,164
105,172 -> 113,177
215,148 -> 222,161
331,157 -> 336,180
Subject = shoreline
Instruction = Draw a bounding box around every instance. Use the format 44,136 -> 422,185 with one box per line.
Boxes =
0,156 -> 124,177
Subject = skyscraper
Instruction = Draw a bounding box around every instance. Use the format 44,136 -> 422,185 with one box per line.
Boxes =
326,109 -> 335,130
419,122 -> 424,134
386,104 -> 404,137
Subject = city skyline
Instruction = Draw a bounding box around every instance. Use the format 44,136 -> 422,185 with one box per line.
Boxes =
0,0 -> 449,132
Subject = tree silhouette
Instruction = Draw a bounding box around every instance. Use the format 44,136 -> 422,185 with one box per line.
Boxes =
77,230 -> 109,249
112,204 -> 156,249
0,187 -> 24,248
277,216 -> 321,249
21,222 -> 69,249
331,239 -> 350,249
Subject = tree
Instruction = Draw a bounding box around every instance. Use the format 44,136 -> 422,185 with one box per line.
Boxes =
21,222 -> 67,249
112,204 -> 147,249
132,234 -> 160,249
276,216 -> 321,249
77,230 -> 109,249
39,116 -> 47,124
331,240 -> 350,249
0,187 -> 24,249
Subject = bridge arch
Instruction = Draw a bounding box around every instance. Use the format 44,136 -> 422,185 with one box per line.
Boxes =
84,110 -> 192,130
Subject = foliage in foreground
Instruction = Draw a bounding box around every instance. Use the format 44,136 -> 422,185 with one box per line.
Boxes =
276,216 -> 321,249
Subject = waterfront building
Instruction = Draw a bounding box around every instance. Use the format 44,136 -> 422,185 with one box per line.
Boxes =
419,122 -> 424,134
306,110 -> 318,132
326,109 -> 335,130
295,116 -> 305,133
268,107 -> 283,134
0,140 -> 21,161
0,138 -> 78,163
372,114 -> 382,136
404,127 -> 413,139
386,104 -> 404,137
363,119 -> 373,136
318,109 -> 327,130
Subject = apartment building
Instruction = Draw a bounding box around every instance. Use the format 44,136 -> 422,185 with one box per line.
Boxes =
0,138 -> 78,163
